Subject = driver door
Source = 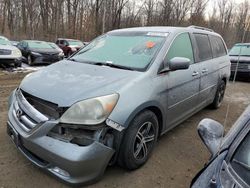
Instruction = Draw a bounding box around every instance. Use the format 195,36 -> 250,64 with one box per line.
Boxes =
164,33 -> 201,129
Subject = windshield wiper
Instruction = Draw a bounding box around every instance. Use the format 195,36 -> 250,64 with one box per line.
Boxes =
93,62 -> 135,71
68,58 -> 77,61
67,59 -> 135,71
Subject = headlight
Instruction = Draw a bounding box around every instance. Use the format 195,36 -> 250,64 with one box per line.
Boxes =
59,51 -> 64,56
31,51 -> 42,56
12,49 -> 21,56
60,94 -> 119,125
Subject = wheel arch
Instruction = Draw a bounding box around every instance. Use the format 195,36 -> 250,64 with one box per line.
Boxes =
123,101 -> 166,138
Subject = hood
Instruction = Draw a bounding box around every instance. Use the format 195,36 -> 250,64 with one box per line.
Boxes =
0,44 -> 20,51
229,55 -> 250,63
30,48 -> 60,54
20,60 -> 141,107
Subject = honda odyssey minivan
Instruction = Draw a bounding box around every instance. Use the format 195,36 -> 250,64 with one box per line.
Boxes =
7,26 -> 230,185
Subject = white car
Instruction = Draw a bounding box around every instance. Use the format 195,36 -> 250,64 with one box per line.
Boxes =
0,36 -> 22,67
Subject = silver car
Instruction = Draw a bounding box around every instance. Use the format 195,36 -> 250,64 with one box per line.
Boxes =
7,26 -> 230,185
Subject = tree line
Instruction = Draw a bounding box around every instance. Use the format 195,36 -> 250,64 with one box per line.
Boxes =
0,0 -> 249,47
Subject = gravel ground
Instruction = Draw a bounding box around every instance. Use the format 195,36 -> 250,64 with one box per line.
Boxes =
0,69 -> 250,188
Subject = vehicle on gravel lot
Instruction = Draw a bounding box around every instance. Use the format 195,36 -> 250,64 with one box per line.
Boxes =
17,40 -> 64,65
229,43 -> 250,80
56,38 -> 84,57
191,105 -> 250,188
0,36 -> 22,67
7,26 -> 230,185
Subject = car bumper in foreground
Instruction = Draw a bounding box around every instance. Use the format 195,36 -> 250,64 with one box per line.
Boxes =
7,90 -> 115,185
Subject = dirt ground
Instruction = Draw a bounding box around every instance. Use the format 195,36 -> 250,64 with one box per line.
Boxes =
1,70 -> 250,188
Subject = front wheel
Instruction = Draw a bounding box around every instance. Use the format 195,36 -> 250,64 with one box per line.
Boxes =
118,110 -> 159,170
211,80 -> 226,109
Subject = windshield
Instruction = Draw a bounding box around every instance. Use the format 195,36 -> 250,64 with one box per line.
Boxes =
0,38 -> 11,45
72,34 -> 166,70
49,42 -> 60,49
229,45 -> 250,56
28,41 -> 53,49
68,40 -> 83,46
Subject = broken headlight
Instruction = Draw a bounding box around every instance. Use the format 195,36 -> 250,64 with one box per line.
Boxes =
60,94 -> 119,125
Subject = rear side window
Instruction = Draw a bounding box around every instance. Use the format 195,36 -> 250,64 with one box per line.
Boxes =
194,34 -> 213,62
166,33 -> 194,64
210,35 -> 227,57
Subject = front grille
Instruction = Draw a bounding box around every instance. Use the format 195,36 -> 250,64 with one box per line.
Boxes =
231,61 -> 250,71
21,90 -> 61,119
13,89 -> 49,132
0,49 -> 11,55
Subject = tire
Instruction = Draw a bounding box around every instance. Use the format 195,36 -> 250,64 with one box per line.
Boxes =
211,80 -> 226,109
118,110 -> 159,170
27,55 -> 33,66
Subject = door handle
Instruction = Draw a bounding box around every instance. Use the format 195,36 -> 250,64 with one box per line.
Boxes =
201,68 -> 208,73
192,71 -> 199,77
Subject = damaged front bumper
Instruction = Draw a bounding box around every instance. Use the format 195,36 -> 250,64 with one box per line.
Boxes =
7,89 -> 116,185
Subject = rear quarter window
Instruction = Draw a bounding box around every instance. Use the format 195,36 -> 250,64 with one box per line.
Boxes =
210,35 -> 227,58
194,33 -> 213,62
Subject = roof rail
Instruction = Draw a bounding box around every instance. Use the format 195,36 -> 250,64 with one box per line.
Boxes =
188,25 -> 214,32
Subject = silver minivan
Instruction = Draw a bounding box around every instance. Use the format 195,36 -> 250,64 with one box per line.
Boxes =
7,26 -> 230,185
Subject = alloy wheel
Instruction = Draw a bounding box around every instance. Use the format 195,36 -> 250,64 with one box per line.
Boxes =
133,121 -> 156,160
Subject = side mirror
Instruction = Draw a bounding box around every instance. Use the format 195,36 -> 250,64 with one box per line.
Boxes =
169,57 -> 190,71
198,118 -> 224,157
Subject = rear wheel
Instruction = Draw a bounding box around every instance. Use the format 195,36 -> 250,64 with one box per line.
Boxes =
118,110 -> 158,170
211,80 -> 226,109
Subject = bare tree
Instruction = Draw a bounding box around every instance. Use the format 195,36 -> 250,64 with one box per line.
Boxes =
0,0 -> 248,47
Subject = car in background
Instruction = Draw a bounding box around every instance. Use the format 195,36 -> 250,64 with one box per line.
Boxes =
56,38 -> 84,57
0,36 -> 22,67
17,40 -> 64,65
229,43 -> 250,79
191,105 -> 250,187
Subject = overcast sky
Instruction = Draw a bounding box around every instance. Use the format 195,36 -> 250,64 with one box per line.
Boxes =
205,0 -> 248,18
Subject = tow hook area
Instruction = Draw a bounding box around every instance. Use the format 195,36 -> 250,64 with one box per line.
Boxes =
47,124 -> 115,149
93,128 -> 114,148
